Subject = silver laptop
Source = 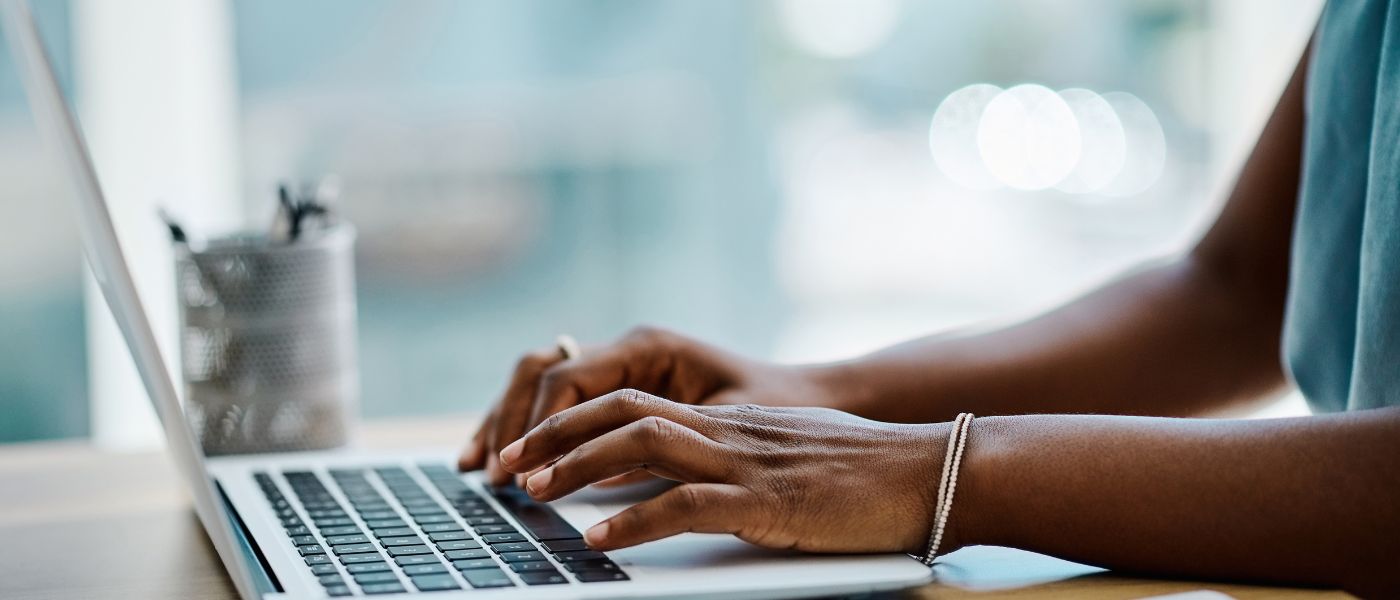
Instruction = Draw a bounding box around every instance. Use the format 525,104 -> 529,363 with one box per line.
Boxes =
1,1 -> 933,597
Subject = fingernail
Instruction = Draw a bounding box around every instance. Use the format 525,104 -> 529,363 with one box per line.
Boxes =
499,439 -> 524,466
585,521 -> 609,547
526,467 -> 553,495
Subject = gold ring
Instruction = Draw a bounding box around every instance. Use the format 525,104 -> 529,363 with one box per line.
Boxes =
555,334 -> 582,360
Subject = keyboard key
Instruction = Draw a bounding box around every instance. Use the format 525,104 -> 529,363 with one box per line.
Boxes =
360,582 -> 407,594
481,533 -> 526,544
345,562 -> 392,574
310,563 -> 339,575
385,545 -> 433,557
465,516 -> 504,526
490,542 -> 535,553
472,524 -> 516,535
307,508 -> 346,519
325,535 -> 370,546
331,543 -> 378,555
414,514 -> 454,524
500,551 -> 546,563
490,487 -> 583,541
319,526 -> 361,536
359,510 -> 398,520
285,525 -> 311,536
313,517 -> 354,528
520,571 -> 568,585
508,561 -> 557,572
291,535 -> 318,546
541,539 -> 589,553
353,572 -> 399,584
402,563 -> 448,576
304,555 -> 332,566
452,558 -> 499,571
461,568 -> 515,588
410,574 -> 461,591
324,584 -> 352,597
372,527 -> 416,538
280,516 -> 304,528
379,536 -> 425,547
419,523 -> 464,533
298,545 -> 326,556
553,550 -> 606,562
575,570 -> 630,582
399,497 -> 439,507
443,548 -> 491,560
365,519 -> 407,529
456,506 -> 497,518
435,540 -> 481,551
405,505 -> 446,517
340,553 -> 387,565
317,574 -> 345,586
394,555 -> 441,567
428,531 -> 470,542
562,559 -> 620,573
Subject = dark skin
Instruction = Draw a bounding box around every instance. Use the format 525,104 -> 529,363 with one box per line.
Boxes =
461,47 -> 1400,597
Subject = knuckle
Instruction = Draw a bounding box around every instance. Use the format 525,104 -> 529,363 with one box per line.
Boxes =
535,412 -> 566,439
634,416 -> 677,448
670,485 -> 705,513
612,388 -> 651,413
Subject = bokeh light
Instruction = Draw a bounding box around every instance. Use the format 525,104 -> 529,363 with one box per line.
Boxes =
1099,91 -> 1166,197
1055,88 -> 1126,194
929,83 -> 1003,191
929,83 -> 1165,197
977,84 -> 1081,191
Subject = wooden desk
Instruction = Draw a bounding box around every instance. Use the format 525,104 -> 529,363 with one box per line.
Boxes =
0,416 -> 1349,600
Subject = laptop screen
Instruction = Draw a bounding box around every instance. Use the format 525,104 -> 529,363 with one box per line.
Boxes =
0,1 -> 261,598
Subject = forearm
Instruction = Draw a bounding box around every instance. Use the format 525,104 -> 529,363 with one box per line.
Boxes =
812,255 -> 1288,423
952,409 -> 1400,596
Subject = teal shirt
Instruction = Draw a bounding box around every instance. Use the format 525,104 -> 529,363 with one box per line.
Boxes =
1284,0 -> 1400,412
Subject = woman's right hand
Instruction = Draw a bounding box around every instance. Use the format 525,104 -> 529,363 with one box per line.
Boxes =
458,326 -> 846,486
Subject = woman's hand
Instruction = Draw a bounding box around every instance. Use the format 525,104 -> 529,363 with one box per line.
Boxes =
496,389 -> 949,554
459,326 -> 848,486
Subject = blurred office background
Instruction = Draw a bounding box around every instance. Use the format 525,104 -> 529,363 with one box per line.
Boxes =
0,0 -> 1321,445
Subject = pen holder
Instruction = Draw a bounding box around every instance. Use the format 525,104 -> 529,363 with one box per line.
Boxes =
175,224 -> 359,455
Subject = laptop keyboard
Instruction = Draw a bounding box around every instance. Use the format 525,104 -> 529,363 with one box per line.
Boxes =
252,464 -> 629,596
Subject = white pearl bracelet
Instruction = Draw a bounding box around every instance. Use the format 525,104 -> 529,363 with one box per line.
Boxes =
919,412 -> 974,566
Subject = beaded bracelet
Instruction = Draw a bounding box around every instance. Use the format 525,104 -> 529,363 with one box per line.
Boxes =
920,412 -> 974,566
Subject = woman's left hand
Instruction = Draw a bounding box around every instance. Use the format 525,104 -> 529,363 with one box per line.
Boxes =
496,388 -> 951,553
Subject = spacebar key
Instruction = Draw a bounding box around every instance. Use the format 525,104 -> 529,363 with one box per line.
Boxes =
490,487 -> 581,541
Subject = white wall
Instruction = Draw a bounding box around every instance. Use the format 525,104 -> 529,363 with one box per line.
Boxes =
75,0 -> 243,448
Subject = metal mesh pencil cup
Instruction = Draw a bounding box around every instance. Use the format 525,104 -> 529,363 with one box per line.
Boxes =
175,224 -> 358,455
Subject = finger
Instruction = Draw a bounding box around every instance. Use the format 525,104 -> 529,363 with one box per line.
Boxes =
486,348 -> 565,485
457,410 -> 497,471
523,416 -> 729,501
593,470 -> 654,488
525,328 -> 685,434
499,389 -> 708,473
584,484 -> 749,551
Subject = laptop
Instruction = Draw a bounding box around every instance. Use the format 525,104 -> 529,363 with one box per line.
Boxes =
0,1 -> 934,597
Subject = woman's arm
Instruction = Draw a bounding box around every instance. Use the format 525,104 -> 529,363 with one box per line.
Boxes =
955,408 -> 1400,597
496,392 -> 1400,597
818,46 -> 1309,423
